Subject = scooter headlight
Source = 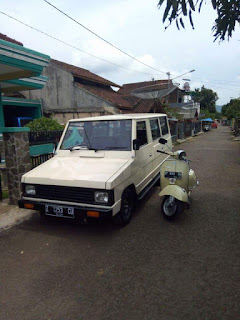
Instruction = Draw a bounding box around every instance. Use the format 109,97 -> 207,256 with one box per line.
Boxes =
178,150 -> 186,160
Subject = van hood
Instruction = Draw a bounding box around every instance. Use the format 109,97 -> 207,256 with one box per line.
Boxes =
22,156 -> 130,189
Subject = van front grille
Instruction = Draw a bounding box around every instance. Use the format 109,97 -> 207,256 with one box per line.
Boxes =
27,184 -> 95,204
23,184 -> 114,206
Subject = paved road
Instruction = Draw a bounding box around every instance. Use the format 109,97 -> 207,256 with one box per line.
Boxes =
0,126 -> 240,320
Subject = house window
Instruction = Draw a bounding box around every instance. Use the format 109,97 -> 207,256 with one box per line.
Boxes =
150,118 -> 161,140
137,121 -> 148,147
159,116 -> 169,135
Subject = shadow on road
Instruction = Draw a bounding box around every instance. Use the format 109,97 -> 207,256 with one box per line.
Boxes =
15,184 -> 190,239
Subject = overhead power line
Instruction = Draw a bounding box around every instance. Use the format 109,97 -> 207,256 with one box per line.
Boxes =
0,10 -> 166,77
43,0 -> 167,75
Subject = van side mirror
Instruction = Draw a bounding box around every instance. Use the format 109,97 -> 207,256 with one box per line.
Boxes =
159,138 -> 167,144
133,139 -> 141,150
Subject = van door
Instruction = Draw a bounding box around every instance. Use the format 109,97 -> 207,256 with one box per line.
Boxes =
134,120 -> 153,193
159,116 -> 172,149
150,116 -> 171,178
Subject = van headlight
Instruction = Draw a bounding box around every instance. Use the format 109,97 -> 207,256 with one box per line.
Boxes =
25,185 -> 36,196
94,191 -> 109,203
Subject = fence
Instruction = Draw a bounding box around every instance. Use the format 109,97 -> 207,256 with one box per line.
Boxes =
233,118 -> 240,136
28,130 -> 63,146
184,122 -> 192,138
169,121 -> 178,143
31,153 -> 55,169
194,122 -> 202,134
0,174 -> 2,202
169,120 -> 202,143
29,130 -> 63,168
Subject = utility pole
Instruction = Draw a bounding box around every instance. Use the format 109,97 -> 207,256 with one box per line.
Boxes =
167,72 -> 171,89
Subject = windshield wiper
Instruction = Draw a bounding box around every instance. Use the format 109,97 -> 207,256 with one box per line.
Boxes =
69,145 -> 89,151
69,145 -> 100,152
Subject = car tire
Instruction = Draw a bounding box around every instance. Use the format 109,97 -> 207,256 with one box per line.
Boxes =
161,196 -> 184,220
113,189 -> 135,226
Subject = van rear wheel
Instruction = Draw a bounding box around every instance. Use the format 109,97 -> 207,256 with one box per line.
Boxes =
113,189 -> 135,226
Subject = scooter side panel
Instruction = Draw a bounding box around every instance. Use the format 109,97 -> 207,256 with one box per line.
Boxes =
188,169 -> 198,189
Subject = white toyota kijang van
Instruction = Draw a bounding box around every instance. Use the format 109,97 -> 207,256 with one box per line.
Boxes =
19,114 -> 172,226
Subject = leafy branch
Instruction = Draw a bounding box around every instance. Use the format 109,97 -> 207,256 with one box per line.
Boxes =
158,0 -> 240,41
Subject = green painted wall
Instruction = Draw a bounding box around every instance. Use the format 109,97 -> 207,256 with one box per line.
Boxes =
29,143 -> 55,156
0,39 -> 50,79
0,39 -> 50,61
0,88 -> 5,127
1,98 -> 42,128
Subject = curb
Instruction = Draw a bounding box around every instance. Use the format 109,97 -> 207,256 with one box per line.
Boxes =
175,132 -> 203,145
0,203 -> 34,233
177,136 -> 193,144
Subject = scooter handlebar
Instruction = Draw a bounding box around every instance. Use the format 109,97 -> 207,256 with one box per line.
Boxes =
157,150 -> 167,154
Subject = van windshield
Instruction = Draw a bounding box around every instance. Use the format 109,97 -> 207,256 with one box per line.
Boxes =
60,120 -> 132,151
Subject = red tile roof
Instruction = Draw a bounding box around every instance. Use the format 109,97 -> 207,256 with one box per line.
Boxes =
52,59 -> 120,88
126,99 -> 165,113
76,82 -> 166,114
76,83 -> 135,109
52,59 -> 166,113
119,80 -> 171,94
0,33 -> 23,46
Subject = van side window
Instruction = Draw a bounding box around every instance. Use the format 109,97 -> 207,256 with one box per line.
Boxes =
137,121 -> 148,147
159,117 -> 169,135
150,119 -> 161,140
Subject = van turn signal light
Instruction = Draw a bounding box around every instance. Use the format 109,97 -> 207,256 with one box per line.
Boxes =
24,203 -> 34,209
87,211 -> 100,218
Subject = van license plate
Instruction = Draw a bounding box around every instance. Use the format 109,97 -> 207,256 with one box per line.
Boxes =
45,205 -> 75,218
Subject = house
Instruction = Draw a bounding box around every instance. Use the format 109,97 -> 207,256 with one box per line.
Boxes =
119,79 -> 185,104
0,33 -> 50,130
22,60 -> 166,124
0,33 -> 51,204
119,79 -> 200,120
169,102 -> 201,120
1,34 -> 167,125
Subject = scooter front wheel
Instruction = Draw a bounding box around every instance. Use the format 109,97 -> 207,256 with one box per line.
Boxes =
161,196 -> 184,220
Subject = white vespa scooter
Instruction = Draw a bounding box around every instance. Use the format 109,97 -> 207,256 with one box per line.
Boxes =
157,138 -> 199,220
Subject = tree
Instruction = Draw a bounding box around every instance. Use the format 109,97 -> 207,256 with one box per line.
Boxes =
193,86 -> 218,113
163,103 -> 184,120
25,116 -> 64,131
158,0 -> 240,41
222,98 -> 240,119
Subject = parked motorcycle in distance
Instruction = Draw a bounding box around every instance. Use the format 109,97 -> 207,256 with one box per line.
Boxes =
157,138 -> 199,220
203,124 -> 210,131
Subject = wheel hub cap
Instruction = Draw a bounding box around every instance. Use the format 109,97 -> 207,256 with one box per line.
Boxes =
163,197 -> 177,216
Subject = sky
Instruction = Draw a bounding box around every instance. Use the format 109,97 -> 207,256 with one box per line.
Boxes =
0,0 -> 240,105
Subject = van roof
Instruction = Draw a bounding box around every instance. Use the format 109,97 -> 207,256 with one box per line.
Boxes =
69,113 -> 167,122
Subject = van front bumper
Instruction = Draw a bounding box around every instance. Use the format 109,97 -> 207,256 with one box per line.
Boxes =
18,199 -> 113,220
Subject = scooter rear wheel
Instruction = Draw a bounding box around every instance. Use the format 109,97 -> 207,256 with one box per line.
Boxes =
161,196 -> 184,220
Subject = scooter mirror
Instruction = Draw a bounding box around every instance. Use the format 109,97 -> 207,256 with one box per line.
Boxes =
159,138 -> 167,144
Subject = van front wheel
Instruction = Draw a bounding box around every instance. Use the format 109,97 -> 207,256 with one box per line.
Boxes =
113,189 -> 135,226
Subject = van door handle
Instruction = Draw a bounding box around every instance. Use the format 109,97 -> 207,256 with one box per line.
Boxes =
149,153 -> 152,157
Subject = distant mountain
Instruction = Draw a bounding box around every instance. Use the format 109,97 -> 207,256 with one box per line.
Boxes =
216,105 -> 222,112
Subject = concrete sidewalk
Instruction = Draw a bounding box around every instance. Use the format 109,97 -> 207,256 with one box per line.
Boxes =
0,200 -> 34,232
